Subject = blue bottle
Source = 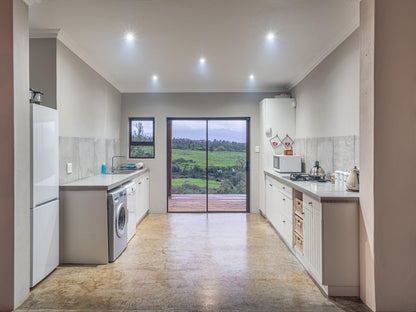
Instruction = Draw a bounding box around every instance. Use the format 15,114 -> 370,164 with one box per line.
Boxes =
101,163 -> 106,174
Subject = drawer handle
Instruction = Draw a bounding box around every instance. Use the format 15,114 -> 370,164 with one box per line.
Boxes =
283,186 -> 286,189
269,184 -> 273,187
139,182 -> 142,184
282,198 -> 286,201
308,202 -> 312,205
283,220 -> 286,223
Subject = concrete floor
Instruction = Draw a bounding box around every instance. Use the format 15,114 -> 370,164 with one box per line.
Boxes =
18,213 -> 370,311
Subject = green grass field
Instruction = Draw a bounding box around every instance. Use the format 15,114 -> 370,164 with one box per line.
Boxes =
172,149 -> 245,167
171,178 -> 221,188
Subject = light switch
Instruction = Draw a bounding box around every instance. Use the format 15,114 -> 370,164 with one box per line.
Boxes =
66,162 -> 73,174
255,146 -> 260,153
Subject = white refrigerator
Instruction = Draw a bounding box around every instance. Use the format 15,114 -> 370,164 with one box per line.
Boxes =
30,103 -> 59,287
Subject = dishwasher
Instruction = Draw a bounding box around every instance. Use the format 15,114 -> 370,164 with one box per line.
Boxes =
124,181 -> 137,242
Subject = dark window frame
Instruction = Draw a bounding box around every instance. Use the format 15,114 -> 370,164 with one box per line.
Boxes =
129,117 -> 155,159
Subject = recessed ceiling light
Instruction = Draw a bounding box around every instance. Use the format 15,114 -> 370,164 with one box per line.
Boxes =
199,57 -> 206,64
125,33 -> 135,41
266,32 -> 275,41
152,75 -> 158,80
249,74 -> 255,80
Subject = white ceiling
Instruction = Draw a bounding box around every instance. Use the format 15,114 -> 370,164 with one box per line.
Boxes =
28,0 -> 359,93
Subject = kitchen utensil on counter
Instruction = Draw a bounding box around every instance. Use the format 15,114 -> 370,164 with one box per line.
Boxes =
29,88 -> 35,102
309,161 -> 326,178
101,162 -> 106,174
284,146 -> 293,155
346,166 -> 360,191
32,91 -> 44,104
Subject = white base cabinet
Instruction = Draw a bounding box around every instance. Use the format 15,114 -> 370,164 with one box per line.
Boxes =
303,195 -> 322,283
135,171 -> 150,225
264,172 -> 359,297
302,194 -> 359,296
265,175 -> 293,247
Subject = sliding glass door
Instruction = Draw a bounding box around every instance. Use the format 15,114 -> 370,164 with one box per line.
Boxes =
167,118 -> 249,213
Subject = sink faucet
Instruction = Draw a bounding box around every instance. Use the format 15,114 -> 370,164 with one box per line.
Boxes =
112,155 -> 126,173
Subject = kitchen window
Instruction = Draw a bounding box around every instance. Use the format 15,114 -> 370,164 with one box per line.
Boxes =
129,117 -> 155,158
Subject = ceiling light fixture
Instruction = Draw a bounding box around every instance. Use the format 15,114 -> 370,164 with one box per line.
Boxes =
152,75 -> 158,80
266,32 -> 275,41
249,74 -> 255,80
125,33 -> 135,41
199,57 -> 206,64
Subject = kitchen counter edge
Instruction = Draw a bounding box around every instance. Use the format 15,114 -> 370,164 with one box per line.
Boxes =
264,170 -> 359,203
60,168 -> 149,191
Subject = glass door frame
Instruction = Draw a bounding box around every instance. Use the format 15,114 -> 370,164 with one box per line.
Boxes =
166,117 -> 250,213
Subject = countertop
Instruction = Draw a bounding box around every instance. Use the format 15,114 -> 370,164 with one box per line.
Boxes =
264,169 -> 359,202
60,168 -> 149,191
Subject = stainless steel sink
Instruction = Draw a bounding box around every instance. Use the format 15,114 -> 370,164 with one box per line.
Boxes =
107,169 -> 138,175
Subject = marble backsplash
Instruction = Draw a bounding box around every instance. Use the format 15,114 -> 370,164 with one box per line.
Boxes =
59,137 -> 120,185
294,135 -> 359,176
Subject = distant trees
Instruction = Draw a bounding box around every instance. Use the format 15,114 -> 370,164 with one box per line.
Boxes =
172,138 -> 246,152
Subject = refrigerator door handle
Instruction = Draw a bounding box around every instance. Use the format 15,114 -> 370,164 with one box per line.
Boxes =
34,197 -> 59,208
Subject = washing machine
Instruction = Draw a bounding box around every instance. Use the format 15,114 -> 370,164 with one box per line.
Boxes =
107,186 -> 128,262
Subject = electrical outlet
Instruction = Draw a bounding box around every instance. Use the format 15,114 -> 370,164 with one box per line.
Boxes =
66,163 -> 73,174
255,146 -> 260,153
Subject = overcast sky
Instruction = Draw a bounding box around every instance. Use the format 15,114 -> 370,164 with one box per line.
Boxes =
172,120 -> 246,143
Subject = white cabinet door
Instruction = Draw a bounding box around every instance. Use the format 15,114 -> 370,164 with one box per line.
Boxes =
265,175 -> 274,218
275,191 -> 293,246
266,176 -> 281,230
135,173 -> 150,225
303,194 -> 322,283
135,177 -> 144,224
143,172 -> 150,213
278,192 -> 293,221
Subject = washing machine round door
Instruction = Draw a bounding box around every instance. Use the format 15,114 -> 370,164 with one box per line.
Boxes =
116,204 -> 128,238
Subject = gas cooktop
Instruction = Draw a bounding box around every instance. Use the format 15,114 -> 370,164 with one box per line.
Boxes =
289,173 -> 329,183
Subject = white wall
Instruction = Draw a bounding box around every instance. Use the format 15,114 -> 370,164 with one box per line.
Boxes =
57,40 -> 121,139
292,30 -> 360,139
13,0 -> 30,308
121,92 -> 277,213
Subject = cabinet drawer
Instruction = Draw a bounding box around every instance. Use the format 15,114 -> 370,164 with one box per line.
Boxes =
294,198 -> 303,216
265,175 -> 275,188
294,214 -> 303,236
278,214 -> 293,247
277,181 -> 292,199
303,195 -> 321,212
294,231 -> 304,255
